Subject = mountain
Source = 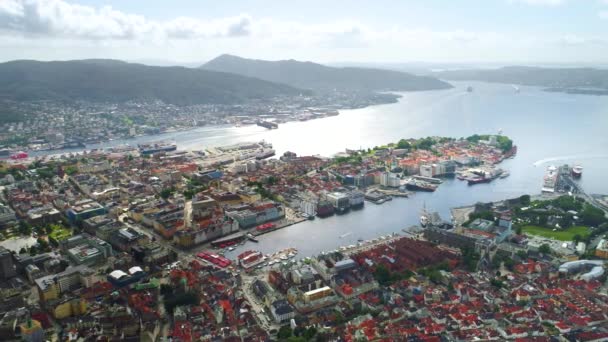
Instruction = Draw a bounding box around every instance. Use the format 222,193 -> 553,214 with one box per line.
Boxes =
436,66 -> 608,91
0,59 -> 304,105
201,54 -> 452,92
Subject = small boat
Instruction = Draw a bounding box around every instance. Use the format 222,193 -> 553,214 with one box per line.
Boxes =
339,232 -> 352,238
246,233 -> 259,243
500,171 -> 510,179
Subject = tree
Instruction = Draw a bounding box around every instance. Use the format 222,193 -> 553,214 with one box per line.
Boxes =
293,326 -> 306,337
503,257 -> 515,271
286,338 -> 306,342
515,226 -> 522,235
159,188 -> 175,200
516,250 -> 528,260
519,195 -> 531,206
373,264 -> 391,285
34,226 -> 45,235
396,139 -> 411,149
581,204 -> 606,226
573,234 -> 582,244
490,278 -> 504,288
18,221 -> 32,236
539,244 -> 551,255
64,165 -> 78,175
461,247 -> 480,272
19,247 -> 27,254
303,327 -> 317,340
277,326 -> 293,339
183,189 -> 196,200
427,269 -> 444,284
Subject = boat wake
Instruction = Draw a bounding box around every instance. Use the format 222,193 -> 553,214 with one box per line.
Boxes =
533,154 -> 608,167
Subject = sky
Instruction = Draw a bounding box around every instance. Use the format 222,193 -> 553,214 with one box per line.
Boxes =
0,0 -> 607,65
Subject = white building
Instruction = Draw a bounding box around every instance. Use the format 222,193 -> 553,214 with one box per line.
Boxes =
420,165 -> 434,178
380,172 -> 400,188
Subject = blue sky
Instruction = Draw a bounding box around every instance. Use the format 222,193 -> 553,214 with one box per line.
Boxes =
1,0 -> 607,64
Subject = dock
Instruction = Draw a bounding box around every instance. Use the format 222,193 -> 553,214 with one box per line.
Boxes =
373,188 -> 410,198
250,217 -> 306,237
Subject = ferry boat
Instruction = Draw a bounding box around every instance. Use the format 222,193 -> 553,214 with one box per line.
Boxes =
138,141 -> 176,155
406,179 -> 437,192
571,165 -> 583,178
468,176 -> 493,185
255,149 -> 276,160
467,170 -> 499,185
541,165 -> 559,193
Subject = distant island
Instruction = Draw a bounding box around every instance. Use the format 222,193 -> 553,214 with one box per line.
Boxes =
544,87 -> 608,96
202,54 -> 453,92
436,66 -> 608,95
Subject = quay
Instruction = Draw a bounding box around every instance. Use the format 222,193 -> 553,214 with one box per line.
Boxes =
250,217 -> 307,237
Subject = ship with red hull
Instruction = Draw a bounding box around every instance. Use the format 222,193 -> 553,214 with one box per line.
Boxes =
571,165 -> 583,178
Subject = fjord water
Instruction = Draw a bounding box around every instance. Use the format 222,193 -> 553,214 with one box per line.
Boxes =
46,82 -> 608,256
219,81 -> 608,257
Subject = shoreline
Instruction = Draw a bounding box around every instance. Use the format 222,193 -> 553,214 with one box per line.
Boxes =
9,94 -> 406,157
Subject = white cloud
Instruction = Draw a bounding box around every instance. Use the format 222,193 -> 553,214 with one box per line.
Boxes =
0,0 -> 252,39
0,0 -> 605,63
600,11 -> 608,19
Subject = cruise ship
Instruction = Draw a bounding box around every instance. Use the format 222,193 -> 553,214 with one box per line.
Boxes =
571,165 -> 583,178
541,165 -> 559,193
138,141 -> 177,155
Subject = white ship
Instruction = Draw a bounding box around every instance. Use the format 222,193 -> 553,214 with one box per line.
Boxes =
541,165 -> 559,193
